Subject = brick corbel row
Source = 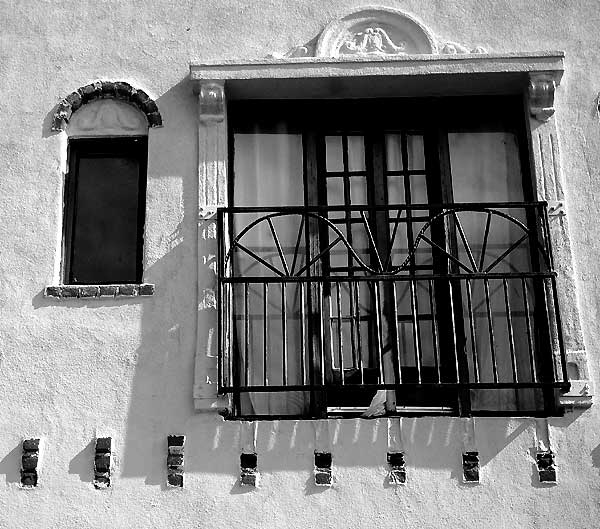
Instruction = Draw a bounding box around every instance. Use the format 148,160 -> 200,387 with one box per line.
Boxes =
44,283 -> 155,299
51,80 -> 163,132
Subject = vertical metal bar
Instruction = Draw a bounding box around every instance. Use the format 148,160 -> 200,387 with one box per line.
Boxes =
263,283 -> 269,387
282,282 -> 287,386
521,277 -> 537,383
319,281 -> 325,385
391,280 -> 402,384
484,278 -> 498,384
227,282 -> 233,389
335,281 -> 345,385
244,282 -> 249,386
448,278 -> 461,384
354,280 -> 365,385
374,281 -> 384,384
428,279 -> 441,383
503,278 -> 518,383
348,281 -> 357,367
410,279 -> 422,384
465,278 -> 479,384
300,282 -> 307,385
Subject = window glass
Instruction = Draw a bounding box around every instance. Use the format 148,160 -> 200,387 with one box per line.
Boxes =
65,138 -> 147,284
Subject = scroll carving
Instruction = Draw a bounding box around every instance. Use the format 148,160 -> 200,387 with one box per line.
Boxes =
529,75 -> 556,122
340,26 -> 406,56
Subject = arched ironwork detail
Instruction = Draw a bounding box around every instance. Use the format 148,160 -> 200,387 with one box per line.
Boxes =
223,206 -> 552,277
51,80 -> 163,132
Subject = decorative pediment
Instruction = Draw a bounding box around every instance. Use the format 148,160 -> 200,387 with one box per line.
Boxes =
270,6 -> 486,59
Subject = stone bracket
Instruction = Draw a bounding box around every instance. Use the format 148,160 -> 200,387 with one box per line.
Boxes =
167,435 -> 185,488
314,451 -> 333,486
240,453 -> 259,487
387,452 -> 406,484
529,73 -> 556,122
462,452 -> 480,483
94,437 -> 112,489
536,450 -> 557,483
20,438 -> 40,488
534,419 -> 556,483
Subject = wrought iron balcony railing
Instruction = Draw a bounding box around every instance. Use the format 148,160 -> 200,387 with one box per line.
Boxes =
217,203 -> 569,419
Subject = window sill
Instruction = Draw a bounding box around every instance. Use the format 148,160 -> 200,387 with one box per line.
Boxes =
44,283 -> 155,299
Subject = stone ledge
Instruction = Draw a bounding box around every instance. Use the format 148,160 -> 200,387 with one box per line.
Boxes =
44,283 -> 155,299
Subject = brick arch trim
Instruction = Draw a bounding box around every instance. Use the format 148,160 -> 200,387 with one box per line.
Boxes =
51,80 -> 163,132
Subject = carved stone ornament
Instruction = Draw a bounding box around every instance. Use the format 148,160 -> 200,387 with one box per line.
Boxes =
528,75 -> 556,122
199,82 -> 225,123
270,6 -> 486,59
67,99 -> 148,136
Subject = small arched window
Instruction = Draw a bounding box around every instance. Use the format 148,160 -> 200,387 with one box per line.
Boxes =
63,98 -> 148,284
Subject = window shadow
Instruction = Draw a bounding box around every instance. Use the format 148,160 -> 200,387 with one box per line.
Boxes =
68,439 -> 94,482
0,444 -> 22,484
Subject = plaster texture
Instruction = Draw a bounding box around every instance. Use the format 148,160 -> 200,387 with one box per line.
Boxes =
1,1 -> 600,528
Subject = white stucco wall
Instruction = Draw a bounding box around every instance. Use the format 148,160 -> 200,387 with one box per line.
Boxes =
1,1 -> 600,528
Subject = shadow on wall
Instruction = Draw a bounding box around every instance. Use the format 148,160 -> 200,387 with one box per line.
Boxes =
118,77 -> 199,485
0,444 -> 22,485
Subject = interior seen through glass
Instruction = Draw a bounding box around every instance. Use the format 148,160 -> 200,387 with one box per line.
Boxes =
231,113 -> 544,416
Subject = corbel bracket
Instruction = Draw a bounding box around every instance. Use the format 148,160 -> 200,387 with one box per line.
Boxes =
198,82 -> 225,123
528,74 -> 556,122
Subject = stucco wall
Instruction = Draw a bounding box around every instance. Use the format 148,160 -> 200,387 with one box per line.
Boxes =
1,1 -> 600,528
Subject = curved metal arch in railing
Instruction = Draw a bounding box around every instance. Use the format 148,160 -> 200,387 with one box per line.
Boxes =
223,206 -> 552,277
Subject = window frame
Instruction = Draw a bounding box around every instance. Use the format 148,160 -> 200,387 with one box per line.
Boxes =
222,96 -> 564,419
62,136 -> 149,285
191,52 -> 592,414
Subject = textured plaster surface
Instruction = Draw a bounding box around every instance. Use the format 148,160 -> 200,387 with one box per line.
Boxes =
1,1 -> 600,528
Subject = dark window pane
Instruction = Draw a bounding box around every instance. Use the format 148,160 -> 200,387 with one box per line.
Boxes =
66,139 -> 146,284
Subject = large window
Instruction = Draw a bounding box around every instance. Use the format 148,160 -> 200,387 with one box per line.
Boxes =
218,97 -> 568,419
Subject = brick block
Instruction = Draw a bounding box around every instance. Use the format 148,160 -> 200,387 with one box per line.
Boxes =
240,453 -> 257,470
314,451 -> 332,469
61,286 -> 78,298
44,286 -> 61,298
21,453 -> 39,471
147,112 -> 163,127
95,454 -> 111,473
240,471 -> 258,486
138,283 -> 155,296
78,286 -> 100,298
95,437 -> 112,452
99,285 -> 118,297
167,454 -> 184,468
22,439 -> 40,452
167,473 -> 183,487
20,471 -> 38,488
117,284 -> 138,296
314,469 -> 332,486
